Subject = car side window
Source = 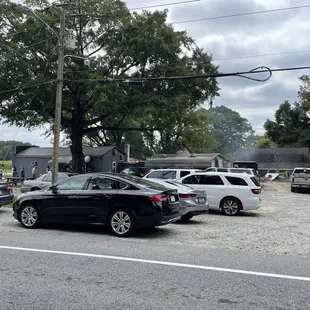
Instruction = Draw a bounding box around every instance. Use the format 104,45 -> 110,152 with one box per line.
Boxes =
146,171 -> 163,178
116,181 -> 131,190
41,175 -> 48,182
88,177 -> 116,190
225,176 -> 248,186
56,176 -> 89,190
45,173 -> 52,182
180,171 -> 190,178
200,175 -> 224,185
218,168 -> 228,172
162,171 -> 176,179
182,175 -> 200,184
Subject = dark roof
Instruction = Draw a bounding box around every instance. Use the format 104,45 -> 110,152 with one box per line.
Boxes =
236,148 -> 310,170
16,146 -> 125,158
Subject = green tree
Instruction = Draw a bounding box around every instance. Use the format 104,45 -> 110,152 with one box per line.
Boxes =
0,140 -> 32,160
255,136 -> 277,148
209,106 -> 255,154
0,0 -> 219,172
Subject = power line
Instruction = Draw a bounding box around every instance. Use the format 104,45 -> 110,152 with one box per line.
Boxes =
172,4 -> 310,25
0,80 -> 57,95
129,0 -> 200,11
64,65 -> 310,84
213,49 -> 310,61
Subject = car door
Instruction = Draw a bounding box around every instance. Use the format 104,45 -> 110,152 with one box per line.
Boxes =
181,174 -> 225,209
83,176 -> 119,223
41,175 -> 91,224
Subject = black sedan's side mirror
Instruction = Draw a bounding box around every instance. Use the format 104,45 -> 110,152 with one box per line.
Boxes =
50,185 -> 58,194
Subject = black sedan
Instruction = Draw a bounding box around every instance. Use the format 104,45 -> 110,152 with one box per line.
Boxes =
13,173 -> 181,237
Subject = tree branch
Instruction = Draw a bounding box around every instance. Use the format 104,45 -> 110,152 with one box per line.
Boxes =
83,126 -> 160,134
84,113 -> 110,126
87,43 -> 105,57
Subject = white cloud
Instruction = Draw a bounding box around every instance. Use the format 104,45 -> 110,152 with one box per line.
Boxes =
4,0 -> 309,144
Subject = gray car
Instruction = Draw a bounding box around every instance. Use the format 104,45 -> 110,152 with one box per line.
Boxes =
147,179 -> 209,221
20,172 -> 77,193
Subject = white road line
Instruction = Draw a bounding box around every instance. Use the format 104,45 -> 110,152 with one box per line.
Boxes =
1,245 -> 310,282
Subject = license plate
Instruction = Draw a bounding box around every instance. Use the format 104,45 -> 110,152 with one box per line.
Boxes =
170,195 -> 176,202
198,197 -> 206,203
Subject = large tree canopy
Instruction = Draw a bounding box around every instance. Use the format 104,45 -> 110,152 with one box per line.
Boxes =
0,0 -> 219,172
264,75 -> 310,147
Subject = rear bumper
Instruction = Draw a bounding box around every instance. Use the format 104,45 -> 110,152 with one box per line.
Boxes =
181,204 -> 209,216
292,184 -> 310,188
136,210 -> 181,228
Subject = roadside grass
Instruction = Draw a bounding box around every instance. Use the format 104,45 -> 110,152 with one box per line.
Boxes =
1,160 -> 12,176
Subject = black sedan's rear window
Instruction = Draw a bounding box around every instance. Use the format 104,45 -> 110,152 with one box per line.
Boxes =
118,174 -> 169,191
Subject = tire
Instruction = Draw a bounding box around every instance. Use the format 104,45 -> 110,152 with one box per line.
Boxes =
19,204 -> 40,228
291,186 -> 295,193
181,214 -> 193,221
31,187 -> 40,191
108,209 -> 136,237
221,197 -> 241,216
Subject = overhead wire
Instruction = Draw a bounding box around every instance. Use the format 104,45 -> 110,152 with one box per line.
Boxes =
172,4 -> 310,25
128,0 -> 200,11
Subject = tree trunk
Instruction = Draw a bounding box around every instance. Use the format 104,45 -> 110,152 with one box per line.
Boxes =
70,123 -> 84,174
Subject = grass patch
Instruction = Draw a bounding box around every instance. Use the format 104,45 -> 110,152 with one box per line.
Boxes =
1,160 -> 12,176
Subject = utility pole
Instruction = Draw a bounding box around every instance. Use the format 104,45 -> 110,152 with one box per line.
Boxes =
51,2 -> 65,184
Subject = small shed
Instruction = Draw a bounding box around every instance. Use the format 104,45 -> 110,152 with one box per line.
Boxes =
145,152 -> 230,169
12,146 -> 125,178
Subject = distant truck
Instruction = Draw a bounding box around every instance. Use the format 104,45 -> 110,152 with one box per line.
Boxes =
233,161 -> 258,171
291,167 -> 310,193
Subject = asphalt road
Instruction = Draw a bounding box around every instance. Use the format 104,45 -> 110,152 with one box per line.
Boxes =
1,208 -> 310,310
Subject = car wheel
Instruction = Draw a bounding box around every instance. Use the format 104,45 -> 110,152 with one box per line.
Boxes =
181,214 -> 193,221
31,187 -> 40,191
108,209 -> 136,237
221,198 -> 241,216
291,186 -> 295,193
19,204 -> 40,228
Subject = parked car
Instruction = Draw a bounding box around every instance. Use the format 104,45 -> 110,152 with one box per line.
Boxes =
120,167 -> 151,177
20,172 -> 77,193
176,172 -> 261,216
13,173 -> 181,237
204,167 -> 260,182
291,167 -> 310,192
147,179 -> 209,221
0,182 -> 14,208
143,169 -> 200,181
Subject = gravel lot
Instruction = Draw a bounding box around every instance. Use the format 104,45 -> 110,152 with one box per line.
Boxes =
1,181 -> 310,257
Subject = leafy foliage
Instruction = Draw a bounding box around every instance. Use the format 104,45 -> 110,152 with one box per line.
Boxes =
0,0 -> 219,172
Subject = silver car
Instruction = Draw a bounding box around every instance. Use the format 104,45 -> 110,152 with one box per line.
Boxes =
20,172 -> 76,193
147,179 -> 209,221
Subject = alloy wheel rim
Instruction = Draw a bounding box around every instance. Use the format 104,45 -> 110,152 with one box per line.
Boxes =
21,206 -> 38,227
111,211 -> 131,235
223,200 -> 238,215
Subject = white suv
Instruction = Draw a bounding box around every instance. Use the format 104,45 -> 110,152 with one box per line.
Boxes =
176,172 -> 261,215
143,169 -> 200,181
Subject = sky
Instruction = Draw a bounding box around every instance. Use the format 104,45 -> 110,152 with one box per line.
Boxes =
2,0 -> 309,146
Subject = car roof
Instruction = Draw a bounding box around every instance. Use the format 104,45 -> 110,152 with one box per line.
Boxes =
180,172 -> 253,178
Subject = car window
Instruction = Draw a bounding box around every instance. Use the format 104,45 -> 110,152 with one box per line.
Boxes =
218,168 -> 228,172
180,171 -> 191,178
225,176 -> 248,186
250,176 -> 260,187
145,171 -> 163,178
162,171 -> 176,179
116,181 -> 130,190
41,175 -> 48,182
117,174 -> 168,190
58,173 -> 69,180
200,175 -> 224,185
56,176 -> 89,190
205,168 -> 215,172
182,175 -> 200,184
88,177 -> 116,190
